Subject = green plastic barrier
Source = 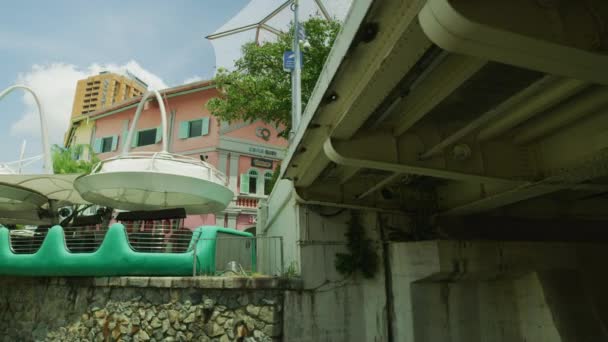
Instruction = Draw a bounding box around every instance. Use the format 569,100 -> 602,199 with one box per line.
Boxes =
0,224 -> 253,276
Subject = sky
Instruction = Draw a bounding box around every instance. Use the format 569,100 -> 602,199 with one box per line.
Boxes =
0,0 -> 352,173
0,0 -> 247,167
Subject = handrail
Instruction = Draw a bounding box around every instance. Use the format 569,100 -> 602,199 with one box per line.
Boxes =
122,90 -> 169,155
97,151 -> 227,183
0,85 -> 52,174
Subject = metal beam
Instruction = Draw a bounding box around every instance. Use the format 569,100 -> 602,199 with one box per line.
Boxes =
393,55 -> 486,136
205,23 -> 260,40
324,137 -> 523,185
357,172 -> 403,199
419,75 -> 556,159
444,149 -> 608,215
514,87 -> 608,144
336,166 -> 360,184
478,78 -> 588,141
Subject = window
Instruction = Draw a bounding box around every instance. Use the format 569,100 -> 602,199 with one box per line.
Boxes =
189,119 -> 202,137
264,171 -> 274,195
240,169 -> 259,194
93,135 -> 118,153
101,137 -> 113,153
248,169 -> 258,194
137,128 -> 157,147
178,117 -> 210,139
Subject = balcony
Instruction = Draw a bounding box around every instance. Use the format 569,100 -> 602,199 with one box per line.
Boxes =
235,196 -> 259,208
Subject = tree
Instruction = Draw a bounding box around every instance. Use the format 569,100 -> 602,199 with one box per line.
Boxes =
207,18 -> 341,136
52,144 -> 99,174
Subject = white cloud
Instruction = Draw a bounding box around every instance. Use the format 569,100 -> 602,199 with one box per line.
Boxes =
11,61 -> 167,146
182,75 -> 203,85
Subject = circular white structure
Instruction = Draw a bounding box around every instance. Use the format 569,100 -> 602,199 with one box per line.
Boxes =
0,183 -> 47,211
74,90 -> 234,214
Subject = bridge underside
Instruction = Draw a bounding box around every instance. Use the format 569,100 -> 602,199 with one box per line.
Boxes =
283,0 -> 608,235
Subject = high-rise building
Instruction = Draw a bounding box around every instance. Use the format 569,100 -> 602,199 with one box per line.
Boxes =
70,71 -> 147,117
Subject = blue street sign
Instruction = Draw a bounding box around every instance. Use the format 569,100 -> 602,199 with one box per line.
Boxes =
283,50 -> 304,72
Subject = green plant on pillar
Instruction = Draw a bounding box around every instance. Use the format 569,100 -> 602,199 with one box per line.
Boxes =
283,261 -> 299,278
335,212 -> 379,278
52,144 -> 99,174
207,18 -> 342,137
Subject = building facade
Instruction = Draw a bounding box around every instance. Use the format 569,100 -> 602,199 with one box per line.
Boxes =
70,71 -> 147,118
65,80 -> 287,231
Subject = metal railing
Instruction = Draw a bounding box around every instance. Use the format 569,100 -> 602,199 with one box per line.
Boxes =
95,151 -> 228,185
9,225 -> 108,254
9,229 -> 45,254
192,236 -> 283,277
126,228 -> 192,253
8,225 -> 194,254
64,226 -> 108,253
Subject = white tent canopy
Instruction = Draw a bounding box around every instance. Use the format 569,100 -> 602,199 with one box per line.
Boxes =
208,0 -> 353,71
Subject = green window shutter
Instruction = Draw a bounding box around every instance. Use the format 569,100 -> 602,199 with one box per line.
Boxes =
178,121 -> 189,139
155,126 -> 162,143
240,173 -> 249,194
131,131 -> 139,148
201,117 -> 210,136
92,138 -> 102,153
111,135 -> 119,151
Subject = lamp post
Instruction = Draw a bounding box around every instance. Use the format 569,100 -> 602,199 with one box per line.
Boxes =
290,0 -> 302,141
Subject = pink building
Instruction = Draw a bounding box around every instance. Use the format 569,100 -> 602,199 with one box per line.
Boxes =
65,80 -> 288,231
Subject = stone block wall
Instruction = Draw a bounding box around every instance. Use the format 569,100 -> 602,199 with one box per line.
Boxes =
0,277 -> 299,342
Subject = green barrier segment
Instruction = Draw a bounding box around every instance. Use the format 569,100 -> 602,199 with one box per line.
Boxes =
0,224 -> 253,277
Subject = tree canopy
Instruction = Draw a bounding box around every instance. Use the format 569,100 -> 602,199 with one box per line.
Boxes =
207,18 -> 341,137
52,144 -> 99,174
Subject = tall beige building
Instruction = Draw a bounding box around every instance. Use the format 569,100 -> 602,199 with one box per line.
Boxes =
70,71 -> 147,117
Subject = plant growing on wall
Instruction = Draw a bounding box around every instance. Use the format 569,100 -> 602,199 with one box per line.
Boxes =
335,212 -> 379,278
207,18 -> 341,137
52,144 -> 99,174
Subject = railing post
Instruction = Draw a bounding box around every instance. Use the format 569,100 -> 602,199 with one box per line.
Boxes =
192,238 -> 197,277
279,236 -> 284,275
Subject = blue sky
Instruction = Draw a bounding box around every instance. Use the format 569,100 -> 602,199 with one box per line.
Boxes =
0,0 -> 247,166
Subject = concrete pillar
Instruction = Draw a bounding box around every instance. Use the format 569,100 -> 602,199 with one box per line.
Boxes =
218,151 -> 228,175
227,213 -> 238,229
388,241 -> 608,342
215,213 -> 226,227
228,153 -> 239,193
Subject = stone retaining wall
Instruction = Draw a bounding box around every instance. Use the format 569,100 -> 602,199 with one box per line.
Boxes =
0,277 -> 300,342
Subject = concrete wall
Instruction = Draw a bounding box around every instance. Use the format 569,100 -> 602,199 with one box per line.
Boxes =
259,182 -> 389,341
258,180 -> 300,274
389,241 -> 608,342
283,210 -> 387,342
260,181 -> 608,341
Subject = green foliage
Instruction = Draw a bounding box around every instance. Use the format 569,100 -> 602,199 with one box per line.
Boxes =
283,261 -> 299,278
335,213 -> 379,278
207,18 -> 341,136
52,144 -> 99,174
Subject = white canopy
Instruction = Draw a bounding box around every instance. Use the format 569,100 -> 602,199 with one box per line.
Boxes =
0,174 -> 88,206
208,0 -> 353,71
